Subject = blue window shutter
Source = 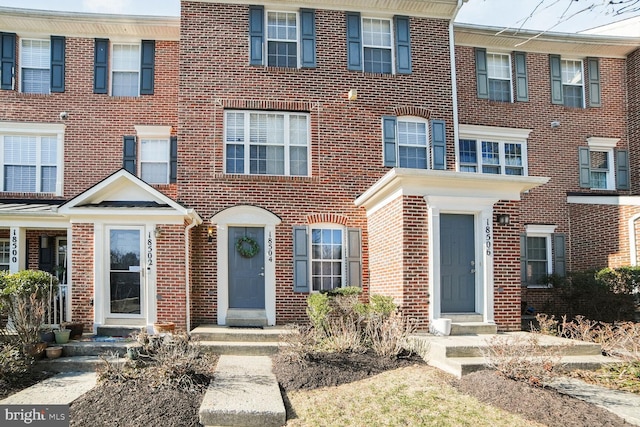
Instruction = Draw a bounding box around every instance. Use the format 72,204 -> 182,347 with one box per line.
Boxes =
123,136 -> 137,175
140,40 -> 155,95
347,228 -> 362,287
587,57 -> 601,107
249,6 -> 264,66
394,15 -> 411,74
300,9 -> 316,68
346,12 -> 362,71
475,48 -> 488,99
520,234 -> 527,284
549,54 -> 563,105
431,120 -> 446,170
553,234 -> 566,278
579,147 -> 591,188
616,149 -> 629,190
50,36 -> 65,93
170,136 -> 178,184
0,32 -> 16,90
514,51 -> 528,102
293,226 -> 310,292
382,116 -> 397,167
94,38 -> 109,94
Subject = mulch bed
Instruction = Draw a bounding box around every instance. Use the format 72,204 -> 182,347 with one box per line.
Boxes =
0,368 -> 54,400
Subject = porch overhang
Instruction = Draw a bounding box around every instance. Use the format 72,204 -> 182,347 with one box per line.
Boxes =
355,168 -> 549,213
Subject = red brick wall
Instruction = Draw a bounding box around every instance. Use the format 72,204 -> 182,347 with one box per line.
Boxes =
156,224 -> 188,330
179,2 -> 455,326
493,202 -> 522,331
70,223 -> 94,331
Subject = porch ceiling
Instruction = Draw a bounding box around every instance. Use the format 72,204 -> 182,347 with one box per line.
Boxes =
355,168 -> 549,213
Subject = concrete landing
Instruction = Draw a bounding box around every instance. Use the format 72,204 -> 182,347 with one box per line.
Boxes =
199,355 -> 285,427
0,372 -> 96,405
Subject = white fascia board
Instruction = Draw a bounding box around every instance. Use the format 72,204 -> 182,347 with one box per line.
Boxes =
459,124 -> 532,142
567,195 -> 640,206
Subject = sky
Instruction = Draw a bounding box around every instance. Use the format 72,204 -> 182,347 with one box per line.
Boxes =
0,0 -> 638,34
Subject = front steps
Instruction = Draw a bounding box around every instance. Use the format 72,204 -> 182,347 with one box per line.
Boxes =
410,331 -> 620,378
226,309 -> 268,327
440,313 -> 498,335
191,325 -> 291,356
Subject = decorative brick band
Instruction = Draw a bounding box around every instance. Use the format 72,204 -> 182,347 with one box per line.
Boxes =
218,98 -> 318,113
392,106 -> 431,119
306,213 -> 349,225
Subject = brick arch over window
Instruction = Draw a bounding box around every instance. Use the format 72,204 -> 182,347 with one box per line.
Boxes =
392,106 -> 431,119
306,213 -> 348,226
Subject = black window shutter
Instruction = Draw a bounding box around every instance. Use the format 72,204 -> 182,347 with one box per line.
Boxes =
140,40 -> 155,95
431,120 -> 446,170
394,15 -> 411,74
382,116 -> 397,167
300,9 -> 316,68
514,51 -> 528,102
553,234 -> 566,278
123,136 -> 137,174
578,147 -> 591,188
0,32 -> 16,90
50,36 -> 65,93
249,5 -> 264,66
94,38 -> 109,94
616,149 -> 630,190
520,234 -> 527,284
293,226 -> 310,292
475,48 -> 488,99
170,136 -> 178,184
587,57 -> 601,107
549,54 -> 563,105
346,228 -> 362,287
346,12 -> 362,71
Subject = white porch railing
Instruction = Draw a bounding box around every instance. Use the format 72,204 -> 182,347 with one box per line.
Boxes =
45,281 -> 68,327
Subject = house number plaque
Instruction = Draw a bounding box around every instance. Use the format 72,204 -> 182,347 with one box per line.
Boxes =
267,231 -> 273,263
485,218 -> 492,256
147,232 -> 154,267
11,229 -> 18,263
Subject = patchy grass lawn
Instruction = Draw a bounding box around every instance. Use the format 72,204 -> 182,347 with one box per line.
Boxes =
284,365 -> 545,427
571,361 -> 640,394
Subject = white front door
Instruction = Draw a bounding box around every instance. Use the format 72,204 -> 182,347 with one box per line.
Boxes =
107,227 -> 145,318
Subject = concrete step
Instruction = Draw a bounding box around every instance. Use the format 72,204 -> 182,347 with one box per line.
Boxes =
449,322 -> 498,335
226,309 -> 268,327
0,372 -> 97,405
444,313 -> 484,323
191,325 -> 291,342
59,340 -> 129,357
96,326 -> 142,337
199,355 -> 286,427
37,355 -> 126,372
199,341 -> 280,356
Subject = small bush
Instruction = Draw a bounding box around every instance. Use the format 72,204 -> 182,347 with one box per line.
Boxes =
558,316 -> 640,361
306,293 -> 330,332
0,343 -> 29,382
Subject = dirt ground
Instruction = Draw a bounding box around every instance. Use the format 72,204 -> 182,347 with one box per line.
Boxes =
2,352 -> 631,426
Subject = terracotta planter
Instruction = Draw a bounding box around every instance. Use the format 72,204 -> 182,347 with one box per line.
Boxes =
153,322 -> 175,334
45,346 -> 63,359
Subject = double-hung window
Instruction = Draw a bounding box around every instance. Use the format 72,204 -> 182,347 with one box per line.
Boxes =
486,53 -> 511,102
0,122 -> 64,194
458,125 -> 529,176
0,239 -> 9,271
521,225 -> 565,287
129,125 -> 174,185
140,139 -> 170,184
475,48 -> 528,102
362,18 -> 393,74
112,44 -> 140,96
579,137 -> 628,191
225,110 -> 309,176
550,56 -> 600,108
94,39 -> 155,96
397,118 -> 428,168
561,59 -> 584,108
383,117 -> 446,169
267,11 -> 298,67
21,39 -> 50,94
293,225 -> 362,293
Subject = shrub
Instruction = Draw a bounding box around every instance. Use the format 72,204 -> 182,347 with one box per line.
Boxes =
0,342 -> 29,382
306,293 -> 330,332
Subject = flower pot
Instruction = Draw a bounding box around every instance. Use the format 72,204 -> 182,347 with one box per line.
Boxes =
39,330 -> 55,343
126,343 -> 143,360
153,322 -> 175,334
45,346 -> 63,359
64,322 -> 84,340
23,342 -> 47,359
54,329 -> 71,344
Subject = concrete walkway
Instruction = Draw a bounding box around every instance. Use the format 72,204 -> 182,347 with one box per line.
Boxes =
0,372 -> 96,405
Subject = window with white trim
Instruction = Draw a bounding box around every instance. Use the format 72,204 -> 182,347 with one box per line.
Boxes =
224,110 -> 309,176
521,225 -> 559,287
588,149 -> 612,189
0,239 -> 9,271
458,125 -> 530,176
580,137 -> 621,191
398,118 -> 428,168
311,225 -> 344,292
487,52 -> 512,102
135,125 -> 171,185
0,123 -> 64,195
561,59 -> 584,108
112,43 -> 140,97
267,11 -> 298,67
362,17 -> 393,74
21,39 -> 50,94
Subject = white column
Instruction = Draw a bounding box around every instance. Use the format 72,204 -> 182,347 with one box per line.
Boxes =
480,208 -> 495,324
9,226 -> 26,273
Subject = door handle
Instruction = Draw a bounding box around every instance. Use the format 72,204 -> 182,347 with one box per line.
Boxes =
258,272 -> 265,277
470,269 -> 476,274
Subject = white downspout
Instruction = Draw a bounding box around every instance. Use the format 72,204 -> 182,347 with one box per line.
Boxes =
184,214 -> 201,334
450,0 -> 465,171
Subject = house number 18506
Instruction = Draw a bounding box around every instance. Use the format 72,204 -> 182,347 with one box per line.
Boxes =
485,219 -> 492,256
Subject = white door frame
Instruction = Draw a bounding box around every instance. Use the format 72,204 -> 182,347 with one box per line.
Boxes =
211,205 -> 281,326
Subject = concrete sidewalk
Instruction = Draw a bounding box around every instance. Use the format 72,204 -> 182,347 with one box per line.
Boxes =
0,372 -> 96,405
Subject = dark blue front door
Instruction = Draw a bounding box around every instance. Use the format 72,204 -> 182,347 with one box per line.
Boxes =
228,227 -> 265,309
440,214 -> 476,312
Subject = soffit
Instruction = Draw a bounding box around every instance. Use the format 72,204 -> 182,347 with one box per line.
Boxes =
0,7 -> 179,40
454,23 -> 640,58
190,0 -> 461,19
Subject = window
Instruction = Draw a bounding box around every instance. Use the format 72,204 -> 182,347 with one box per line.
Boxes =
579,137 -> 627,191
293,225 -> 362,293
140,139 -> 169,184
0,239 -> 9,271
21,39 -> 50,94
94,39 -> 154,96
550,55 -> 598,108
131,125 -> 174,185
397,119 -> 428,168
224,110 -> 309,176
561,59 -> 584,108
249,7 -> 316,68
521,225 -> 565,287
383,117 -> 445,169
458,125 -> 530,176
2,135 -> 58,193
486,53 -> 511,102
347,13 -> 411,75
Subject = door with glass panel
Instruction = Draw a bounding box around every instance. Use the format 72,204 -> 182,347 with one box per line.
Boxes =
108,228 -> 144,317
